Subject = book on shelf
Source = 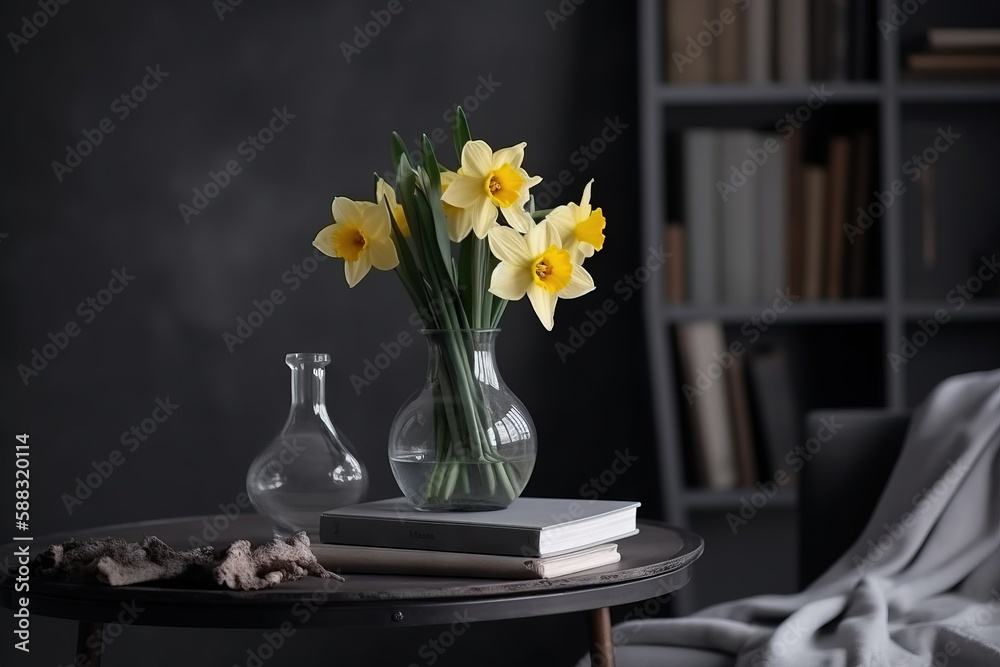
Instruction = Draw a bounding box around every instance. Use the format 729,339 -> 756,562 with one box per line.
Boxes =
664,222 -> 687,303
675,321 -> 739,488
758,132 -> 787,299
777,0 -> 809,83
746,344 -> 801,484
720,130 -> 759,303
663,0 -> 715,83
802,165 -> 828,300
680,128 -> 779,305
928,28 -> 1000,50
785,130 -> 805,296
744,0 -> 772,82
662,0 -> 871,83
310,542 -> 621,580
673,321 -> 808,490
675,127 -> 877,306
906,52 -> 1000,78
825,136 -> 852,300
809,0 -> 831,82
714,0 -> 744,83
725,354 -> 759,487
907,27 -> 1000,79
683,129 -> 719,304
319,497 -> 640,557
846,132 -> 874,298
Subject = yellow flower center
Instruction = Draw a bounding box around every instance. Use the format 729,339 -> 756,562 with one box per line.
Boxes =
532,245 -> 573,294
331,224 -> 368,262
574,207 -> 606,250
483,163 -> 526,208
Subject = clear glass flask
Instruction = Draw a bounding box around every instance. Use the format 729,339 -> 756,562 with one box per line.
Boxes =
247,353 -> 367,538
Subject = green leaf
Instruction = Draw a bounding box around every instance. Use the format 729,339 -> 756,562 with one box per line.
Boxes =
421,135 -> 455,282
457,235 -> 476,323
391,132 -> 407,172
490,295 -> 508,329
421,135 -> 443,191
396,156 -> 435,296
478,238 -> 495,328
384,205 -> 428,319
451,106 -> 472,162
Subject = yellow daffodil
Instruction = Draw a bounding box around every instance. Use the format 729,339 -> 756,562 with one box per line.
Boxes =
440,140 -> 542,238
376,177 -> 410,238
487,221 -> 595,331
440,170 -> 480,243
314,197 -> 399,287
545,179 -> 606,261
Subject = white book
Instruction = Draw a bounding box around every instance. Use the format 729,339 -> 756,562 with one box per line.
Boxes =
683,130 -> 720,304
777,0 -> 809,83
720,131 -> 759,304
675,321 -> 739,489
757,133 -> 787,300
310,542 -> 621,579
745,0 -> 773,82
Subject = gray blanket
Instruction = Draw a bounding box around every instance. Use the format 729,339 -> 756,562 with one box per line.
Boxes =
604,369 -> 1000,667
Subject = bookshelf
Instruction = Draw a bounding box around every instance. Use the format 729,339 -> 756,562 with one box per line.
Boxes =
639,0 -> 1000,613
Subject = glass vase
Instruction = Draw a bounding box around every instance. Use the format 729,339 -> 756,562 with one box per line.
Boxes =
389,329 -> 536,511
247,352 -> 367,538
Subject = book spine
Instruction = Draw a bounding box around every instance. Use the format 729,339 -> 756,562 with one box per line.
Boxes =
810,0 -> 830,80
720,130 -> 759,303
758,132 -> 787,300
665,223 -> 686,303
714,0 -> 744,82
802,165 -> 828,300
319,516 -> 544,556
745,0 -> 772,83
827,0 -> 849,81
847,132 -> 873,297
777,0 -> 809,83
825,136 -> 852,300
664,0 -> 715,83
725,354 -> 759,487
676,321 -> 739,489
785,131 -> 805,297
683,130 -> 720,304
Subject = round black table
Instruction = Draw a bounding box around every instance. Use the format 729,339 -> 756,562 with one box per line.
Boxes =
0,515 -> 702,667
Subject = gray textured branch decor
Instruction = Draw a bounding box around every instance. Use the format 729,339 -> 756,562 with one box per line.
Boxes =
25,532 -> 341,591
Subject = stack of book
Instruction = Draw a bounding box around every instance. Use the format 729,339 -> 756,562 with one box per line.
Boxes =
667,127 -> 877,304
907,28 -> 1000,79
662,0 -> 873,84
314,497 -> 640,579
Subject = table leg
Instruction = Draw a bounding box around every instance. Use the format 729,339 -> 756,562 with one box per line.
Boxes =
76,621 -> 104,667
587,606 -> 615,667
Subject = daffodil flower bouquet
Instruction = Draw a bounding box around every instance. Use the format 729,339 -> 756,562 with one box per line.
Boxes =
313,108 -> 606,509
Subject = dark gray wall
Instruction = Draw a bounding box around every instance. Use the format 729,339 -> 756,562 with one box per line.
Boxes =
2,1 -> 657,665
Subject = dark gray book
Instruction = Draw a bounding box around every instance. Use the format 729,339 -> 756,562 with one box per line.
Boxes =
747,345 -> 801,483
319,497 -> 640,557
